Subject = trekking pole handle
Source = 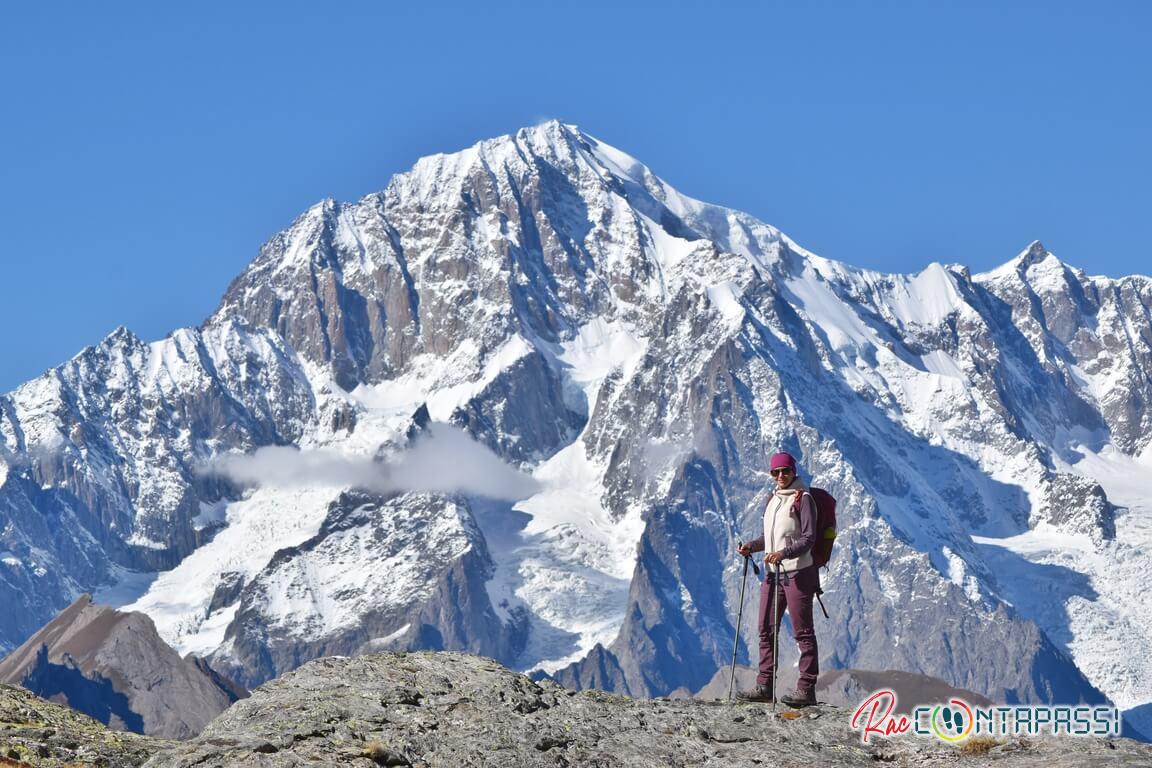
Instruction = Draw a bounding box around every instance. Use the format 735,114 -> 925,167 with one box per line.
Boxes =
737,540 -> 761,577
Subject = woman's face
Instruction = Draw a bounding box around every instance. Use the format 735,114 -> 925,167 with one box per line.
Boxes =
771,466 -> 794,489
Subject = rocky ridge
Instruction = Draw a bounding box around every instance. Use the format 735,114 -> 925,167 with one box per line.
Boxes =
134,652 -> 1152,767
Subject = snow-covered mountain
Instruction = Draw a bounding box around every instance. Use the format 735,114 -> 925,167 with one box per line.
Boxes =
1,121 -> 1150,734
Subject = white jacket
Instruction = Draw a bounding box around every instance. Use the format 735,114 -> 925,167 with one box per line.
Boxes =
762,478 -> 816,573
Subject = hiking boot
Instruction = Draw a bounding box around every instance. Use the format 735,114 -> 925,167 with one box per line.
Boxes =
736,684 -> 775,703
779,688 -> 817,708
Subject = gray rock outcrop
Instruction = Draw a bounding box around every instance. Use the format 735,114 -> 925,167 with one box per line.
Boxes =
141,651 -> 1151,767
0,682 -> 162,767
6,651 -> 1150,767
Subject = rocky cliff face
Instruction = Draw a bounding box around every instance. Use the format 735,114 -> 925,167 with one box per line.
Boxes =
0,594 -> 244,739
1,123 -> 1151,732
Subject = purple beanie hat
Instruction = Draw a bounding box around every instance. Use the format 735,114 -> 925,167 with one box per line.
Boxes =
769,452 -> 797,471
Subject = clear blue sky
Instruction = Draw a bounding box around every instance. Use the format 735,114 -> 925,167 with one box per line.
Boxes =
1,2 -> 1149,392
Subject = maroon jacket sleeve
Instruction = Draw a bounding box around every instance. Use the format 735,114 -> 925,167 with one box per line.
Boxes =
745,535 -> 765,553
780,492 -> 816,559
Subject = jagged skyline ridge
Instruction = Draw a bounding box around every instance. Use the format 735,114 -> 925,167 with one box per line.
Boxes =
1,122 -> 1150,736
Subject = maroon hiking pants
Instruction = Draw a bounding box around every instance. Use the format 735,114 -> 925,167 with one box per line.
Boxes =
757,564 -> 820,691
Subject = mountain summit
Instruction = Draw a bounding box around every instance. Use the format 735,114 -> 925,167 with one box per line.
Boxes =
1,122 -> 1150,735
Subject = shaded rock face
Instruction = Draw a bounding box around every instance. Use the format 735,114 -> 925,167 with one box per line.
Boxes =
449,349 -> 585,464
140,652 -> 1152,768
20,644 -> 144,733
0,121 -> 1149,722
0,594 -> 245,739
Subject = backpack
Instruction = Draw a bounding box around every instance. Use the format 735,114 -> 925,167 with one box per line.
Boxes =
793,487 -> 837,568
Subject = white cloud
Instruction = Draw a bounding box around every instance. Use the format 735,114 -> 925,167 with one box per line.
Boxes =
207,423 -> 541,501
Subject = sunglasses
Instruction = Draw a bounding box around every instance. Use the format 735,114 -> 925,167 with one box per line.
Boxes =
770,468 -> 794,477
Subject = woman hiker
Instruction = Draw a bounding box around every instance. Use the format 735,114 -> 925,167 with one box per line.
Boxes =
736,451 -> 820,707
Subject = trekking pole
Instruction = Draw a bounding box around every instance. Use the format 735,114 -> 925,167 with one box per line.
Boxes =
771,560 -> 781,712
728,548 -> 751,702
